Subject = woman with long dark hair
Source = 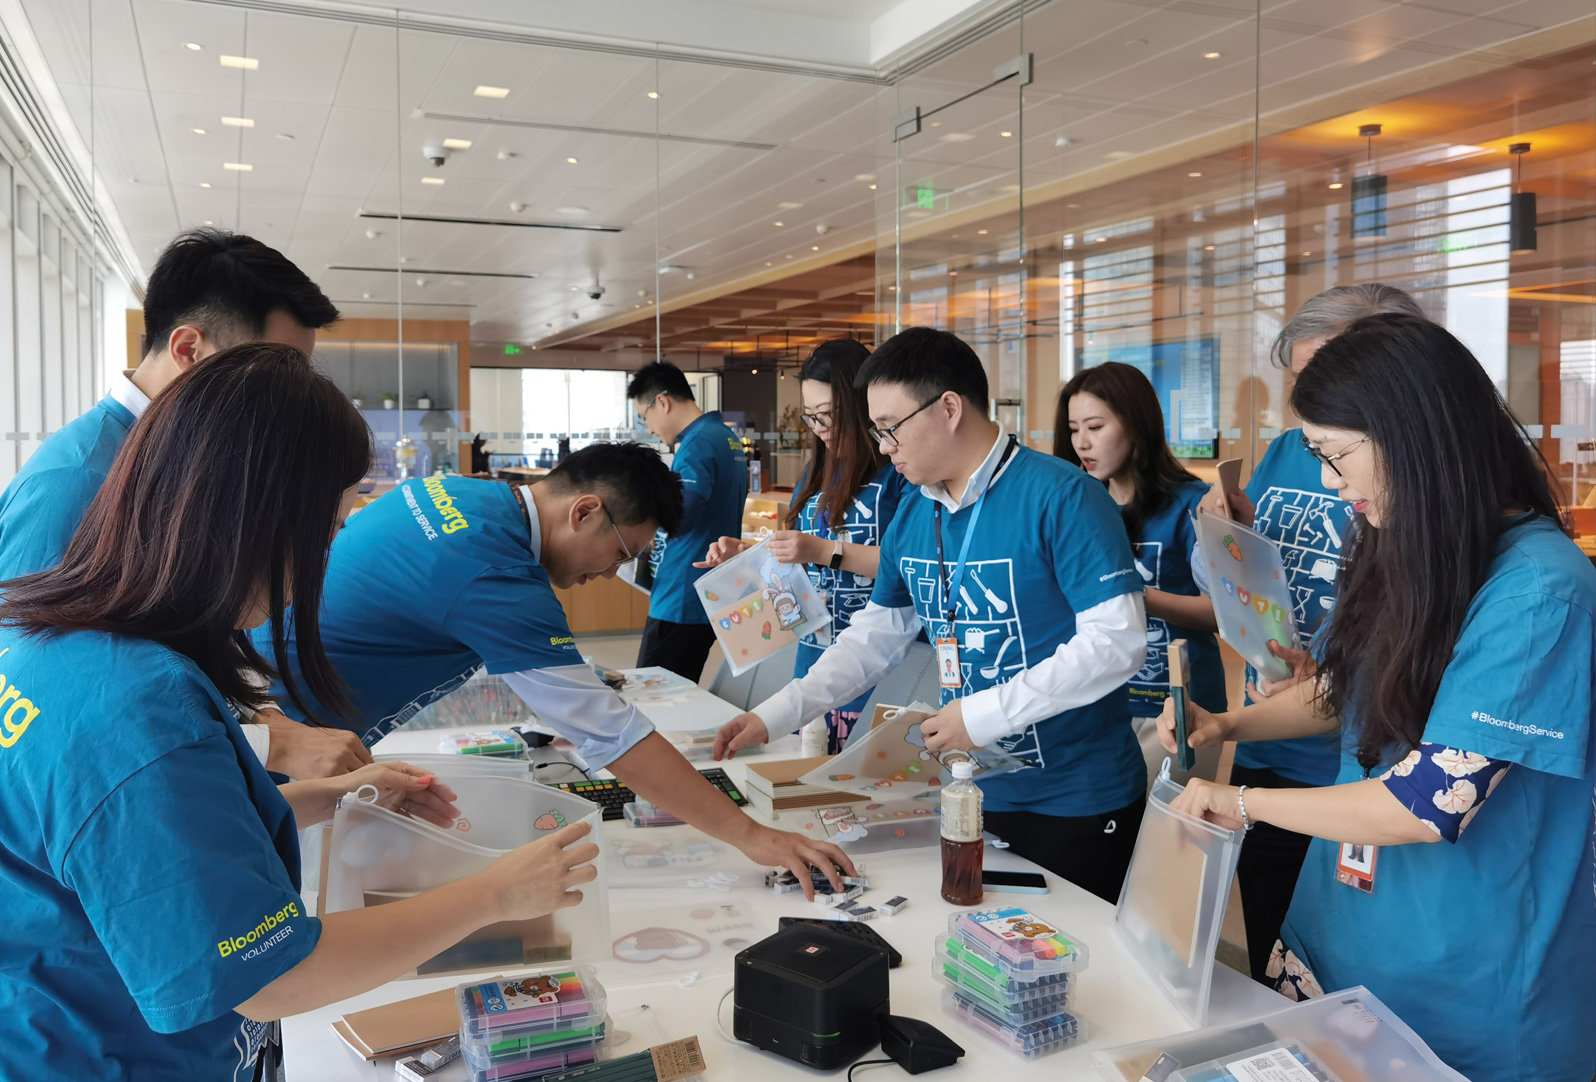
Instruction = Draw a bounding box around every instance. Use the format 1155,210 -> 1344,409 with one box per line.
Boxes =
699,338 -> 907,751
1055,363 -> 1224,735
1160,314 -> 1596,1081
0,345 -> 597,1082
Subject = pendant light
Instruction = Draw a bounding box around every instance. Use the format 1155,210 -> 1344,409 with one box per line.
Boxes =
1509,142 -> 1537,253
1350,123 -> 1386,238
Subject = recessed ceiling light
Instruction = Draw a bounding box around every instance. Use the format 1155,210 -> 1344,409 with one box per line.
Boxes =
950,270 -> 958,276
1328,181 -> 1344,189
1188,171 -> 1203,177
222,162 -> 252,171
786,254 -> 794,259
811,245 -> 820,251
219,55 -> 258,70
940,132 -> 974,143
1000,131 -> 1013,137
1095,236 -> 1106,242
421,176 -> 445,185
647,91 -> 659,99
475,85 -> 510,99
565,157 -> 578,164
198,182 -> 211,188
1204,244 -> 1215,250
854,173 -> 875,181
765,262 -> 773,266
221,116 -> 254,127
1301,251 -> 1310,257
887,285 -> 895,291
977,229 -> 988,235
773,221 -> 784,227
183,42 -> 202,51
1203,51 -> 1221,59
778,202 -> 802,209
555,206 -> 588,217
930,121 -> 941,128
192,127 -> 206,135
204,219 -> 213,225
868,184 -> 877,190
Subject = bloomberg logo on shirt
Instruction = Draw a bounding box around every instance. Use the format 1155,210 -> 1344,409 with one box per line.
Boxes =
1471,710 -> 1563,740
218,902 -> 300,959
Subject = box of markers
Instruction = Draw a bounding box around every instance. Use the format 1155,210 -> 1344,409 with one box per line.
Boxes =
936,907 -> 1090,1056
456,966 -> 608,1082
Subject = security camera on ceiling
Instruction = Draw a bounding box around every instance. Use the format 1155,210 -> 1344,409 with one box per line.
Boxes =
422,142 -> 449,167
588,282 -> 606,301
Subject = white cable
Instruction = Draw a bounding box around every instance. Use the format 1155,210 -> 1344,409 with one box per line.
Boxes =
714,986 -> 739,1046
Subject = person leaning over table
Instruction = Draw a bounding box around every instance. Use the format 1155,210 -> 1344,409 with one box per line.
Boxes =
713,326 -> 1151,903
1160,314 -> 1596,1082
255,442 -> 856,897
0,345 -> 600,1082
1197,281 -> 1426,981
0,227 -> 369,782
696,338 -> 910,754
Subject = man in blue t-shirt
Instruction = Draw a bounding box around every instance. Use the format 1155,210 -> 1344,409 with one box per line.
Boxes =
0,228 -> 364,782
713,328 -> 1150,903
628,362 -> 748,680
259,443 -> 854,889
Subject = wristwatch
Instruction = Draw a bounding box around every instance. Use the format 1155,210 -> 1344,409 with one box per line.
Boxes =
829,538 -> 844,570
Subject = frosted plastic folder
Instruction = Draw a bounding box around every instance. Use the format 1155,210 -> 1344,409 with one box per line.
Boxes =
1092,986 -> 1470,1082
406,669 -> 535,731
1195,511 -> 1300,682
789,798 -> 943,854
693,535 -> 828,675
797,702 -> 1027,797
324,770 -> 608,978
1114,760 -> 1244,1027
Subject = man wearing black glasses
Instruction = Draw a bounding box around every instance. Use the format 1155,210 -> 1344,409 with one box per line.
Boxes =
713,327 -> 1153,903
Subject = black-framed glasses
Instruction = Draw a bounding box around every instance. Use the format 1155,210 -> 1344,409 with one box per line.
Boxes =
1301,434 -> 1369,477
868,395 -> 943,448
800,409 -> 835,432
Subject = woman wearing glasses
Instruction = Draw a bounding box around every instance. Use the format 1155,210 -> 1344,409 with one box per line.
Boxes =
698,339 -> 907,752
1161,314 -> 1596,1082
1202,282 -> 1424,980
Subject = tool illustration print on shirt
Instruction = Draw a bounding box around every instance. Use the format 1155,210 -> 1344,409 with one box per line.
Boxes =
1251,487 -> 1353,630
900,554 -> 1043,767
797,477 -> 892,647
1129,540 -> 1170,695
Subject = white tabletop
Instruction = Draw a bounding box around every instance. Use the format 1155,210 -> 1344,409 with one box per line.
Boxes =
612,667 -> 741,733
283,722 -> 1282,1080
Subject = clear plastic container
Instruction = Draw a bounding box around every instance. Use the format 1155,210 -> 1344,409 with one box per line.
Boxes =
693,534 -> 829,675
324,772 -> 608,978
945,907 -> 1090,980
941,988 -> 1088,1058
464,1040 -> 602,1082
1113,759 -> 1245,1027
457,965 -> 607,1082
439,730 -> 526,757
933,936 -> 1075,1022
1172,1041 -> 1339,1082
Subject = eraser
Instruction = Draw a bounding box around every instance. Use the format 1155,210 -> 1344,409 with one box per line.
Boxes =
841,876 -> 871,888
881,896 -> 908,915
850,906 -> 878,921
420,1036 -> 459,1069
773,880 -> 803,894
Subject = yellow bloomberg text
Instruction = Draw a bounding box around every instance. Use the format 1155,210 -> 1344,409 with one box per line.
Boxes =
423,476 -> 471,535
218,902 -> 301,958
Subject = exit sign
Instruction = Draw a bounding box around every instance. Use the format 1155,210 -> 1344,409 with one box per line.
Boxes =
916,188 -> 934,209
504,344 -> 522,355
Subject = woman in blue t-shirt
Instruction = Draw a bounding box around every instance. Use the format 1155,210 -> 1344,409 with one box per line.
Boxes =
699,339 -> 906,751
1054,362 -> 1224,774
1163,315 -> 1596,1082
1203,282 -> 1425,980
0,345 -> 598,1082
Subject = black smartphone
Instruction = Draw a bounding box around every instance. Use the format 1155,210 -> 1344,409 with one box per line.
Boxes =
980,870 -> 1049,895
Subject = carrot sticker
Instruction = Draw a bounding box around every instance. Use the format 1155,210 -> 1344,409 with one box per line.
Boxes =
761,621 -> 772,640
705,591 -> 720,601
1222,534 -> 1243,561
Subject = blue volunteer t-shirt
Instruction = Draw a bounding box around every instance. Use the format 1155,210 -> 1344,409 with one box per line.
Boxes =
1234,428 -> 1353,784
1281,515 -> 1596,1082
647,411 -> 748,623
0,629 -> 318,1082
793,462 -> 909,713
872,446 -> 1146,816
0,394 -> 135,580
258,477 -> 581,744
1127,480 -> 1226,717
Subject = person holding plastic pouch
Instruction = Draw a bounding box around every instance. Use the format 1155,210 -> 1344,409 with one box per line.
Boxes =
628,361 -> 748,681
713,327 -> 1151,903
1200,282 -> 1425,980
1055,363 -> 1224,778
696,339 -> 909,754
1162,314 -> 1596,1082
0,345 -> 601,1082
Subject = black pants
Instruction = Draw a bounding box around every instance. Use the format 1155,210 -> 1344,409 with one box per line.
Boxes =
985,795 -> 1147,904
1231,763 -> 1317,981
637,617 -> 718,682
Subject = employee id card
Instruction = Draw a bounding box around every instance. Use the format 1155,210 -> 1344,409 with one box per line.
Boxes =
935,635 -> 961,689
1336,841 -> 1377,893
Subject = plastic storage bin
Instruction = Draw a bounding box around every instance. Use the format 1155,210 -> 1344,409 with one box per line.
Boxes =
933,936 -> 1076,1024
942,988 -> 1088,1058
323,770 -> 608,978
693,534 -> 828,675
1172,1041 -> 1338,1082
1092,985 -> 1470,1082
1114,759 -> 1244,1027
457,966 -> 607,1082
945,907 -> 1090,981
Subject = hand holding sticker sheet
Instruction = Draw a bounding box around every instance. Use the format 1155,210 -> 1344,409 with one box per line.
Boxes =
694,534 -> 829,675
797,701 -> 1028,797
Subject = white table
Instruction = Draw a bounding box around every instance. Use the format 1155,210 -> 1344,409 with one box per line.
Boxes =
612,667 -> 741,733
284,726 -> 1282,1080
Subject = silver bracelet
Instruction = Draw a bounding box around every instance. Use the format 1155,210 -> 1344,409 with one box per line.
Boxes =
1236,785 -> 1255,831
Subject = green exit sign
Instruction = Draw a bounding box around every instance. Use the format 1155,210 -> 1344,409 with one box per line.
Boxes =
504,344 -> 522,355
916,187 -> 934,209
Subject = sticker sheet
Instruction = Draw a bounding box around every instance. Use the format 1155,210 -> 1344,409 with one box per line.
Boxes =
1195,511 -> 1301,682
694,536 -> 829,675
797,701 -> 1027,797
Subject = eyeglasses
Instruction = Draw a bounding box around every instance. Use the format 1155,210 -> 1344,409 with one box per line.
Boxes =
1301,434 -> 1369,477
800,409 -> 834,432
635,393 -> 664,421
607,509 -> 641,567
868,395 -> 943,449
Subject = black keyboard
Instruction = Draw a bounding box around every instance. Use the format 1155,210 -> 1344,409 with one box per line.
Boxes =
550,767 -> 748,821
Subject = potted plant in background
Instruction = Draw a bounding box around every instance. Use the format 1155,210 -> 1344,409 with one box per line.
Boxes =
382,391 -> 397,409
416,391 -> 433,409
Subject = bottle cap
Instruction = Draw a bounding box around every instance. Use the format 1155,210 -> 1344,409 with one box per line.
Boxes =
949,759 -> 975,780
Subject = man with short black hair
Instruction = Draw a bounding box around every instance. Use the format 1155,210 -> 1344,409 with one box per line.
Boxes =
714,327 -> 1152,902
628,360 -> 748,680
260,442 -> 854,891
0,228 -> 357,780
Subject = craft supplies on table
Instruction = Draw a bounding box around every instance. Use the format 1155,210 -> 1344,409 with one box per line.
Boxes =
456,967 -> 607,1082
440,730 -> 527,757
933,906 -> 1089,1053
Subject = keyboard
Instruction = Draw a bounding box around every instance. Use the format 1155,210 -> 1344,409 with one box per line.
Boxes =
550,767 -> 748,821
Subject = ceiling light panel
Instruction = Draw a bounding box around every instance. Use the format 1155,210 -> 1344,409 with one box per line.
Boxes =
221,116 -> 254,127
441,138 -> 473,150
219,55 -> 258,70
474,85 -> 510,99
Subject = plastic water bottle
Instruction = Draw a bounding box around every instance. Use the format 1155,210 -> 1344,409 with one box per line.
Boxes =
940,759 -> 984,905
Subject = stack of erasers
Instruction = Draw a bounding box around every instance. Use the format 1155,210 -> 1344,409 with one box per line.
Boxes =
765,865 -> 909,923
455,965 -> 608,1082
933,907 -> 1089,1059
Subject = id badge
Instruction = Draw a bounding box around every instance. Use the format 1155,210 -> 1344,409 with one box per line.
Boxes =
1335,842 -> 1377,894
935,636 -> 962,689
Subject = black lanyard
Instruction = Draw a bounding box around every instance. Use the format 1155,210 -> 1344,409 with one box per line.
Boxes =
934,436 -> 1018,624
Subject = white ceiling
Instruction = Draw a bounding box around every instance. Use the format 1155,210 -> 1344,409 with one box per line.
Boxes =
13,0 -> 1592,347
